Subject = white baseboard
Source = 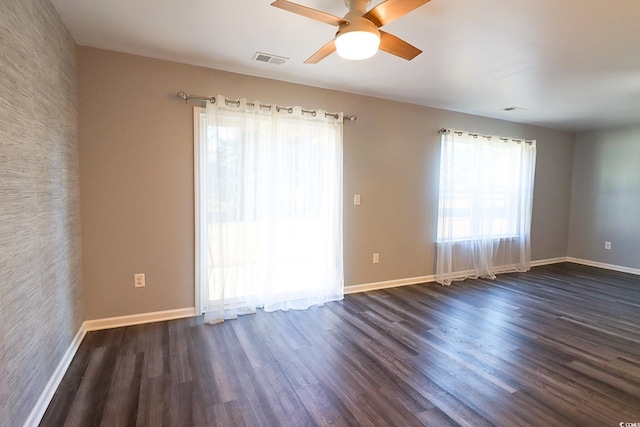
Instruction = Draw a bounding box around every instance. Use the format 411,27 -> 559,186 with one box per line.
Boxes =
344,257 -> 570,295
533,255 -> 640,276
84,307 -> 196,331
531,257 -> 568,267
567,257 -> 640,276
345,275 -> 436,294
23,323 -> 87,427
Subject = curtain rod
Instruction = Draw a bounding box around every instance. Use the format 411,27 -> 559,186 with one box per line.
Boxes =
177,91 -> 357,122
439,128 -> 534,145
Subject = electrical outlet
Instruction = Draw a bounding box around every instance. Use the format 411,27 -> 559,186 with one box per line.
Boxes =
134,273 -> 145,288
354,194 -> 361,205
604,241 -> 612,250
373,253 -> 380,264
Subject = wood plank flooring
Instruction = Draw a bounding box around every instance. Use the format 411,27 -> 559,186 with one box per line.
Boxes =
40,263 -> 640,426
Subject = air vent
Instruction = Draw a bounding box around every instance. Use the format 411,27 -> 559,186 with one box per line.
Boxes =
503,106 -> 526,112
252,52 -> 288,65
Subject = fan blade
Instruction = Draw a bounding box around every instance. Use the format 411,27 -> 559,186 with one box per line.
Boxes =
271,0 -> 348,26
364,0 -> 431,27
378,30 -> 422,60
304,39 -> 336,64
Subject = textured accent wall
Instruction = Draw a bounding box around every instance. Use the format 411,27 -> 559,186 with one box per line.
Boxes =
0,1 -> 82,426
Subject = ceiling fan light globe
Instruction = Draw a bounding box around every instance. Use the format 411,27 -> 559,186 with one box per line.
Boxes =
335,31 -> 380,60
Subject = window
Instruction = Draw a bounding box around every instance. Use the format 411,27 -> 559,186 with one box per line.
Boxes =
195,97 -> 344,323
435,130 -> 536,285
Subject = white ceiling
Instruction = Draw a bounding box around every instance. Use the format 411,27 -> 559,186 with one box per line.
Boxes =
50,0 -> 640,132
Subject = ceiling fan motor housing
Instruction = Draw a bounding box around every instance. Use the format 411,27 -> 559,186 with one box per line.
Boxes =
335,13 -> 381,60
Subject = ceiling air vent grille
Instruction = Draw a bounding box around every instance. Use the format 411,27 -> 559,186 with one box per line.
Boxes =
503,106 -> 526,112
252,52 -> 288,65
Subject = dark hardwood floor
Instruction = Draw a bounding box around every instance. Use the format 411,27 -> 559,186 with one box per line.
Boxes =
41,263 -> 640,426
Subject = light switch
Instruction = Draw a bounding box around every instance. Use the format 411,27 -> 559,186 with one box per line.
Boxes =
354,194 -> 361,205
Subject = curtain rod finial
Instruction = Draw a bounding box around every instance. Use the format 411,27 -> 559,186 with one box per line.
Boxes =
177,91 -> 189,103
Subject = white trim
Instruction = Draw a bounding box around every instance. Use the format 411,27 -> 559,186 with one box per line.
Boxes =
531,257 -> 568,267
344,257 -> 638,297
23,323 -> 87,427
84,307 -> 196,331
345,257 -> 569,295
345,275 -> 435,294
567,257 -> 640,276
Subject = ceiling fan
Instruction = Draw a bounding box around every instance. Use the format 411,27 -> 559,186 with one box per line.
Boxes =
271,0 -> 431,63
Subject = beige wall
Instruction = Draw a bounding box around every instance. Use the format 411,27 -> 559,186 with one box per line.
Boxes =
78,47 -> 575,320
0,1 -> 82,425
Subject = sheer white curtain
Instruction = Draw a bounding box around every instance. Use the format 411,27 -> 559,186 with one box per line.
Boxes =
197,96 -> 344,324
435,130 -> 536,285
